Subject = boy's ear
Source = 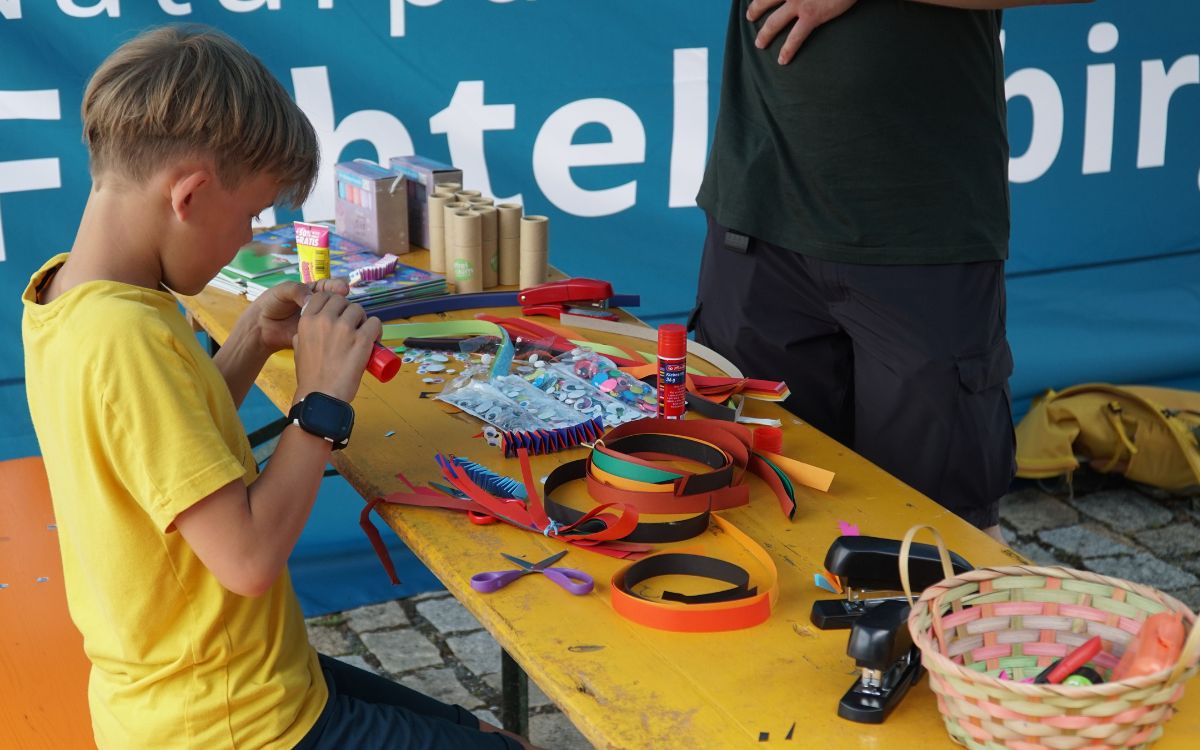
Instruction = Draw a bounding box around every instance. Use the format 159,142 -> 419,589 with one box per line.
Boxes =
169,169 -> 214,222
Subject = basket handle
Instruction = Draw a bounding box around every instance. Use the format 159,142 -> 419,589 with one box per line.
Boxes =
899,524 -> 956,607
1169,610 -> 1200,682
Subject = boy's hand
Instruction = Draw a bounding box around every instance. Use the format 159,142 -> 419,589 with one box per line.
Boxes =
292,291 -> 382,404
253,279 -> 349,353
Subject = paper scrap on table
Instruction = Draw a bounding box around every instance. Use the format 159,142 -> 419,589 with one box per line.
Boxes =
814,573 -> 840,594
758,449 -> 835,492
837,520 -> 860,537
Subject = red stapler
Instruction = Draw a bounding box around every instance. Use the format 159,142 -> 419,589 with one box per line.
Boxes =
517,278 -> 623,321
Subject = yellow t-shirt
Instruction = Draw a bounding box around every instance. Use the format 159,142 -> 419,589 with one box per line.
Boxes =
21,254 -> 327,749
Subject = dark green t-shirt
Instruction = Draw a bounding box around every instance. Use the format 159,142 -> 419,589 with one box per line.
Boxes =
697,0 -> 1010,265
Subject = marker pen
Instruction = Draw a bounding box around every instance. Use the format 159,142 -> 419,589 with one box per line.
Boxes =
1035,636 -> 1103,684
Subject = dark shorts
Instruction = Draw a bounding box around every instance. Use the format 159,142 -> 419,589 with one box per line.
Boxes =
691,215 -> 1014,528
294,654 -> 520,750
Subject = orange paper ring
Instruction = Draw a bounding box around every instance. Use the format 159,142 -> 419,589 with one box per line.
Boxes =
609,516 -> 778,632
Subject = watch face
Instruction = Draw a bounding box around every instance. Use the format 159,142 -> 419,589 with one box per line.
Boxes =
301,393 -> 354,442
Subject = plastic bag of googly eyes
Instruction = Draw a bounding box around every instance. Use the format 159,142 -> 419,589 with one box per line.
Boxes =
437,380 -> 543,432
511,348 -> 655,425
490,375 -> 592,428
515,366 -> 641,426
548,348 -> 659,415
437,376 -> 583,432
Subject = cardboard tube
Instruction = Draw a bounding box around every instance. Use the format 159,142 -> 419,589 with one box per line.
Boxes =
519,215 -> 549,289
468,196 -> 494,207
454,190 -> 481,202
442,201 -> 469,259
497,203 -> 522,286
471,205 -> 499,288
436,181 -> 462,193
427,193 -> 453,273
450,209 -> 483,293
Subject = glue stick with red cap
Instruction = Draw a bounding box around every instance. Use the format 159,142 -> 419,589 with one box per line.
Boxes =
656,323 -> 687,419
367,342 -> 402,383
753,426 -> 784,454
299,295 -> 401,383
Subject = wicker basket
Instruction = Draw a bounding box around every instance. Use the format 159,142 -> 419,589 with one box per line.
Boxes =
900,525 -> 1200,750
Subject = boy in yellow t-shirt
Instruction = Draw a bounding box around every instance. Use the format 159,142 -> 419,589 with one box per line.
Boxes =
21,25 -> 534,750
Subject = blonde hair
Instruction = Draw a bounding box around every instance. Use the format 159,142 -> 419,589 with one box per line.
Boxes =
82,25 -> 318,208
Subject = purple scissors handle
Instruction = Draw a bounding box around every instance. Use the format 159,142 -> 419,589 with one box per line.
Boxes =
470,569 -> 530,594
470,551 -> 595,595
538,566 -> 594,595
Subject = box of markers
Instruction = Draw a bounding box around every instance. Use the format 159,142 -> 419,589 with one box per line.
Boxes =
334,160 -> 409,255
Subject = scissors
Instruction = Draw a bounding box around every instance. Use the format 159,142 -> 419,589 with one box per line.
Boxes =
470,550 -> 594,595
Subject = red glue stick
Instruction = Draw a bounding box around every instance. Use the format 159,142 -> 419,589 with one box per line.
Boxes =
656,324 -> 687,420
367,342 -> 402,382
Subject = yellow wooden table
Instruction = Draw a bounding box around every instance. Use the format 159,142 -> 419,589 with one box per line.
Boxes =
179,257 -> 1200,750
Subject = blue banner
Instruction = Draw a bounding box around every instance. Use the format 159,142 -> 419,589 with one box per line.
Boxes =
3,0 -> 1199,461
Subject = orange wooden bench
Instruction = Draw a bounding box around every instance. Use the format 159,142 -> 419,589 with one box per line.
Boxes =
0,456 -> 96,750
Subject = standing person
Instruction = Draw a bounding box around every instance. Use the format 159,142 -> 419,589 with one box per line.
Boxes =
691,0 -> 1090,541
22,25 -> 537,750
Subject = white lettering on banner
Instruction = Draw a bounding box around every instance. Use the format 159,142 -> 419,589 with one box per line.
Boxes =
0,159 -> 62,263
0,90 -> 61,120
430,81 -> 521,204
532,98 -> 646,217
1083,23 -> 1118,175
1003,21 -> 1199,188
1006,68 -> 1064,184
389,0 -> 406,38
5,0 -> 530,23
389,0 -> 527,38
391,0 -> 436,38
669,47 -> 707,209
57,0 -> 119,18
1137,55 -> 1200,169
218,0 -> 280,12
0,89 -> 62,262
292,66 -> 415,221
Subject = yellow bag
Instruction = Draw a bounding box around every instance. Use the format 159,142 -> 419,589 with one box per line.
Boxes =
1015,383 -> 1200,491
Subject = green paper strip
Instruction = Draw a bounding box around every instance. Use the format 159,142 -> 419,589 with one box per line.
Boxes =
382,321 -> 513,378
754,452 -> 796,501
590,447 -> 684,484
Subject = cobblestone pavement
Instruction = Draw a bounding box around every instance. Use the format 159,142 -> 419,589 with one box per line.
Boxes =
307,472 -> 1200,750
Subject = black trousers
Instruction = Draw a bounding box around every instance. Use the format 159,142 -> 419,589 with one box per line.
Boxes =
691,215 -> 1014,528
294,654 -> 520,749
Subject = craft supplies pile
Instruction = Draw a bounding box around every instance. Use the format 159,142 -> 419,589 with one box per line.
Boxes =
204,156 -> 1200,741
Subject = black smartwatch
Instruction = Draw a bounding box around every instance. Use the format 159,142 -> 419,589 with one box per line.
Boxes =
288,392 -> 354,450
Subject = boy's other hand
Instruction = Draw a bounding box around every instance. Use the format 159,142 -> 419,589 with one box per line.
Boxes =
254,279 -> 349,353
292,291 -> 381,404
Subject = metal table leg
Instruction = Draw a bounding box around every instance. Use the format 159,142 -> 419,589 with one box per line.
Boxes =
500,648 -> 529,736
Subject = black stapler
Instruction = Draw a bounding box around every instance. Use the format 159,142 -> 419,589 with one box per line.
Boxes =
810,536 -> 972,630
837,599 -> 924,724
